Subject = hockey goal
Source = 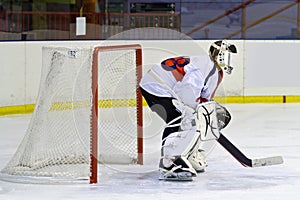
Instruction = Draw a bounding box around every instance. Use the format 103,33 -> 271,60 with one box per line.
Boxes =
0,44 -> 143,184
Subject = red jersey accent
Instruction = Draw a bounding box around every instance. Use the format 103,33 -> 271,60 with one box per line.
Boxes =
196,97 -> 209,102
211,69 -> 224,99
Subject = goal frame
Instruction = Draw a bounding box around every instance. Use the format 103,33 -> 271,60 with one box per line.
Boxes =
90,44 -> 143,184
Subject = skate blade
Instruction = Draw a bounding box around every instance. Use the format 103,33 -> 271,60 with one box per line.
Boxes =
159,172 -> 193,181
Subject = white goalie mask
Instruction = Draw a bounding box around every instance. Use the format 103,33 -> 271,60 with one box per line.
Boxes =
209,40 -> 237,74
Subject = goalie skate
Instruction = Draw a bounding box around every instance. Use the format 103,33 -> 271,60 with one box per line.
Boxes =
159,156 -> 196,181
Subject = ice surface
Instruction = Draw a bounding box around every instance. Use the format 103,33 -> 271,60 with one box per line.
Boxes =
0,104 -> 300,200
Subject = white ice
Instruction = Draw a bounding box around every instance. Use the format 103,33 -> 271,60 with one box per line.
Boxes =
0,103 -> 300,200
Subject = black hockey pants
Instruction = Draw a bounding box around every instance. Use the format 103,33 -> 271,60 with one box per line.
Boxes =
139,86 -> 182,142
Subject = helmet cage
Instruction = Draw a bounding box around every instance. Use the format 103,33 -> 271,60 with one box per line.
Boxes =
210,40 -> 237,74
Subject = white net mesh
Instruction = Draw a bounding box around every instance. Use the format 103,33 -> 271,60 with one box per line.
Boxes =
97,49 -> 139,164
0,45 -> 142,183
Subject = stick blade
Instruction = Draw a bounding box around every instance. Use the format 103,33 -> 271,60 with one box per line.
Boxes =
251,156 -> 284,167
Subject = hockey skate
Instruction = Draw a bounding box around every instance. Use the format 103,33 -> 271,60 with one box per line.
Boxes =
159,156 -> 197,181
188,148 -> 207,173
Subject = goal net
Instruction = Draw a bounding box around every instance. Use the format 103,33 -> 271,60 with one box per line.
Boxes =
0,44 -> 143,184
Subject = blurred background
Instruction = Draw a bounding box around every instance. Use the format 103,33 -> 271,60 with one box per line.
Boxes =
1,0 -> 300,40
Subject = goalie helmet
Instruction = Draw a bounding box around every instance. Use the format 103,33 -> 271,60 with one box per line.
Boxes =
209,40 -> 237,74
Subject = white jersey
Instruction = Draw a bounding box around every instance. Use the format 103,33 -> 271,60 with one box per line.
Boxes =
140,55 -> 223,108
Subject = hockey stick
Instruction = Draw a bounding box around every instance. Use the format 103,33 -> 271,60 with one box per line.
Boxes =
148,69 -> 284,168
217,134 -> 283,167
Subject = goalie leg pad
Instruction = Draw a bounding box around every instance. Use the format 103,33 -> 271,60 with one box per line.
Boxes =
187,148 -> 207,173
160,127 -> 202,180
162,127 -> 200,158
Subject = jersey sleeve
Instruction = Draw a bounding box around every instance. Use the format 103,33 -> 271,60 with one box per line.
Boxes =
173,68 -> 205,108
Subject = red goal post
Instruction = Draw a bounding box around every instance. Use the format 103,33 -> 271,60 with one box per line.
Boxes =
90,44 -> 143,183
